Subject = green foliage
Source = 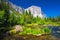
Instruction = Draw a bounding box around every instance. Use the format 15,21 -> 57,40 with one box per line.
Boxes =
32,29 -> 43,34
9,30 -> 16,35
18,27 -> 51,35
1,7 -> 60,27
0,11 -> 5,26
0,11 -> 4,19
0,0 -> 3,10
19,27 -> 47,35
0,0 -> 10,27
43,27 -> 50,33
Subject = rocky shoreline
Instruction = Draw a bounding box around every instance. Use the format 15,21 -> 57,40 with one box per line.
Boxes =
3,34 -> 58,40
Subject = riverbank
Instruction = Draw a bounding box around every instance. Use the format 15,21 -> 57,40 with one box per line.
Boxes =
3,34 -> 58,40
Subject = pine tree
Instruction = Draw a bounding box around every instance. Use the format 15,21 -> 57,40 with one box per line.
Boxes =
0,0 -> 3,10
1,0 -> 10,26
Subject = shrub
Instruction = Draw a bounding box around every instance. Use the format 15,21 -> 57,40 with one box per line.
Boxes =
43,27 -> 50,34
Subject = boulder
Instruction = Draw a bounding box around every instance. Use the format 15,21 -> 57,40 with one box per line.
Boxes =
14,25 -> 23,32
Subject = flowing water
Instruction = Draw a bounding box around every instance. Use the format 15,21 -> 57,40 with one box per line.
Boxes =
48,26 -> 60,37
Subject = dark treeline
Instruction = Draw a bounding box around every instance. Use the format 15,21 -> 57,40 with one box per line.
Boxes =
0,0 -> 10,27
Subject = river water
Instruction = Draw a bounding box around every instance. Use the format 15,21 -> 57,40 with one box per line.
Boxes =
48,26 -> 60,38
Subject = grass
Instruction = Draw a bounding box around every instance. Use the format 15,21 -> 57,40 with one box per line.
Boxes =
18,27 -> 50,35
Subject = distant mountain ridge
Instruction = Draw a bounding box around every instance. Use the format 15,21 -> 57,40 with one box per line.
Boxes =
9,2 -> 24,14
9,2 -> 46,18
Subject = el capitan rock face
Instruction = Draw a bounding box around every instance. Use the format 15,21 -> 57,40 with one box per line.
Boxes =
9,2 -> 46,18
25,5 -> 46,18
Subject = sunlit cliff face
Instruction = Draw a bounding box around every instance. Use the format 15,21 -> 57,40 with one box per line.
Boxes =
9,2 -> 46,18
25,5 -> 46,18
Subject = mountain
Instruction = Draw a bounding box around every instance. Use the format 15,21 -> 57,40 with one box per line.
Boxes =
9,2 -> 46,18
9,2 -> 24,14
25,5 -> 46,18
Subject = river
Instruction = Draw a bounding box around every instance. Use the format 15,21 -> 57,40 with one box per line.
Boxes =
48,26 -> 60,38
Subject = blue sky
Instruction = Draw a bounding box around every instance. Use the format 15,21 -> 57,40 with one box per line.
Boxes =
9,0 -> 60,17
